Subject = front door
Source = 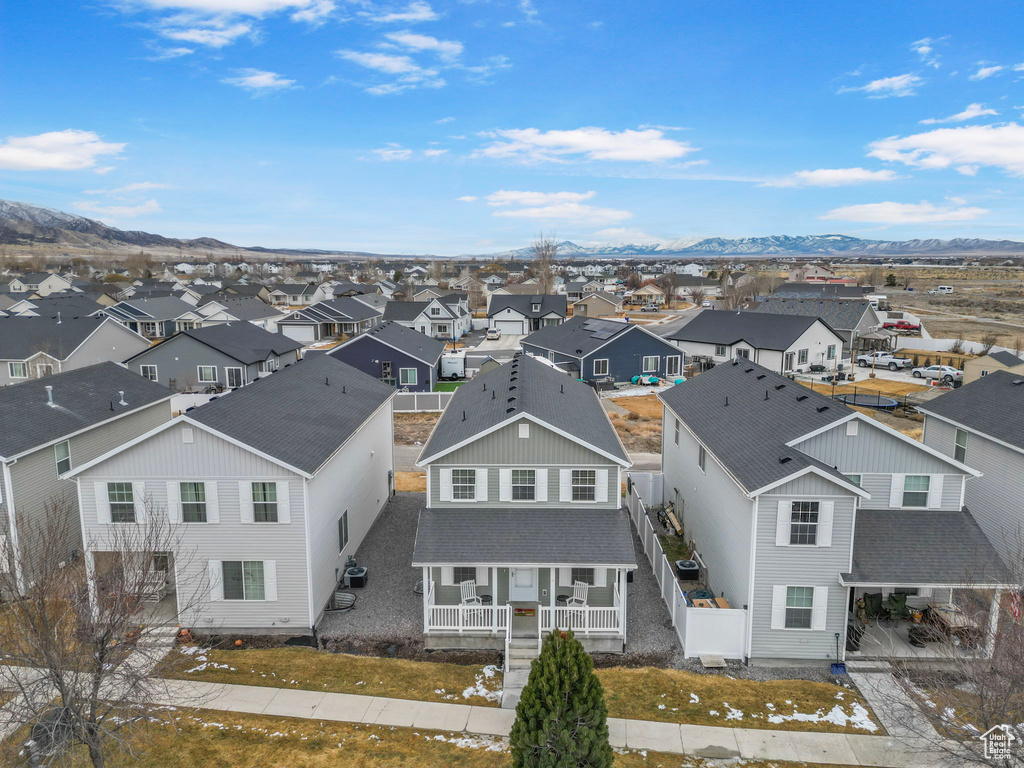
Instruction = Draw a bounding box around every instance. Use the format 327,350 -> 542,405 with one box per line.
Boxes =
226,368 -> 243,388
508,567 -> 538,602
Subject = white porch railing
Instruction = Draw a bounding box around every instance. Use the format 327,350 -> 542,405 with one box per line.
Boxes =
540,606 -> 622,634
424,582 -> 510,633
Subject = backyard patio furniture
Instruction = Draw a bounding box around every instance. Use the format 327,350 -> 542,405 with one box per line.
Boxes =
556,594 -> 570,605
863,592 -> 884,621
883,592 -> 911,621
459,580 -> 482,606
566,581 -> 589,608
480,595 -> 492,605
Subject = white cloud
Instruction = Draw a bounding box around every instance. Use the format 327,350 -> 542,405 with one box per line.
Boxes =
147,46 -> 196,60
422,148 -> 448,156
133,1 -> 324,12
222,68 -> 297,92
337,49 -> 445,93
485,190 -> 596,206
0,129 -> 125,172
434,116 -> 455,124
868,123 -> 1024,176
969,64 -> 1004,80
920,103 -> 999,124
290,0 -> 334,24
372,144 -> 414,160
762,168 -> 902,188
160,21 -> 253,47
456,195 -> 477,202
838,74 -> 922,98
910,37 -> 943,68
384,30 -> 462,61
364,1 -> 438,23
73,199 -> 162,218
475,126 -> 695,163
820,200 -> 988,224
84,181 -> 171,195
518,0 -> 538,22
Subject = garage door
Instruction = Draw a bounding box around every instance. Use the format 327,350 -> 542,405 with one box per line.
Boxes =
495,320 -> 526,335
282,324 -> 316,342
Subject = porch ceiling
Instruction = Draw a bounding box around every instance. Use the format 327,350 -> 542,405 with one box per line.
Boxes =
412,507 -> 637,568
841,509 -> 1014,588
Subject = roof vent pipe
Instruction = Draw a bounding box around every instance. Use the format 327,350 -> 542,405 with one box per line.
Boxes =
765,390 -> 769,401
45,385 -> 54,407
118,391 -> 127,406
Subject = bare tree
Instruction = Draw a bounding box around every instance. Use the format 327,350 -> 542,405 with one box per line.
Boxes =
428,259 -> 444,281
866,267 -> 885,288
1013,336 -> 1024,357
531,234 -> 557,295
124,251 -> 151,279
901,270 -> 915,290
688,287 -> 708,307
981,333 -> 1000,355
0,494 -> 204,767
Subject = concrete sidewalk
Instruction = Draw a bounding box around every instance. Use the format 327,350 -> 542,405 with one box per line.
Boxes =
148,679 -> 952,767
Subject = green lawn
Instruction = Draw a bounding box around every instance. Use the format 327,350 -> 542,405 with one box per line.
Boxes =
434,381 -> 465,392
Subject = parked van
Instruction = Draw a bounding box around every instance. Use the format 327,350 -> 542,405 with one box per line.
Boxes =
929,285 -> 954,295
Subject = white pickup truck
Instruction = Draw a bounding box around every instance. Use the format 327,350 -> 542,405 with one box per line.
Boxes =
855,351 -> 914,371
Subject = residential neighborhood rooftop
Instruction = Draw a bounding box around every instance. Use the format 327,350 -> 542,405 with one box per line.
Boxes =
917,369 -> 1024,451
667,309 -> 829,351
0,316 -> 132,361
750,298 -> 874,331
486,294 -> 567,318
129,322 -> 303,366
519,316 -> 633,356
331,320 -> 446,364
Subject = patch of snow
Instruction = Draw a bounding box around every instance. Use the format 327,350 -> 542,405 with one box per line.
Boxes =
766,701 -> 878,732
689,693 -> 699,704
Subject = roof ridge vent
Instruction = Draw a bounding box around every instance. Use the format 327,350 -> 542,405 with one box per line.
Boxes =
506,407 -> 515,414
796,395 -> 808,401
816,405 -> 829,413
756,374 -> 765,380
779,456 -> 792,464
775,384 -> 785,390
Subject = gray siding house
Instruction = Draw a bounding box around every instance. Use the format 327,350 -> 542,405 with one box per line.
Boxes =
919,371 -> 1024,567
413,354 -> 635,656
0,363 -> 173,594
68,355 -> 395,634
123,323 -> 303,391
658,360 -> 1009,662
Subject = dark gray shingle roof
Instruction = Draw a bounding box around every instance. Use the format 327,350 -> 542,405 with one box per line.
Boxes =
917,369 -> 1024,451
187,354 -> 393,474
419,353 -> 628,464
487,294 -> 567,318
659,359 -> 852,493
199,296 -> 283,321
751,299 -> 873,332
412,507 -> 636,566
667,309 -> 832,350
986,350 -> 1024,367
0,362 -> 171,458
522,316 -> 637,357
330,321 -> 445,365
137,323 -> 303,365
0,316 -> 122,360
843,509 -> 1010,585
382,300 -> 432,322
770,283 -> 868,299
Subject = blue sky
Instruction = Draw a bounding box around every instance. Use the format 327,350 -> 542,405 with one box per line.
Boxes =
3,0 -> 1024,254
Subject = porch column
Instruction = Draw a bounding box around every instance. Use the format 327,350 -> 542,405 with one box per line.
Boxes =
985,588 -> 1003,658
492,566 -> 498,635
422,567 -> 430,631
550,567 -> 556,633
86,551 -> 99,621
619,568 -> 628,633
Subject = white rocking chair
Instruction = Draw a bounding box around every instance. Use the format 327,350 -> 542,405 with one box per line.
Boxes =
566,580 -> 589,608
460,580 -> 482,606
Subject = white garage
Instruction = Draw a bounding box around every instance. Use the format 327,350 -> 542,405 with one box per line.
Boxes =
280,324 -> 318,343
493,319 -> 528,335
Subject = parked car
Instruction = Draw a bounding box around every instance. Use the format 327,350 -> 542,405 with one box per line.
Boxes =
701,300 -> 713,308
882,320 -> 921,332
485,327 -> 501,340
855,351 -> 914,371
912,364 -> 963,383
928,285 -> 954,295
641,303 -> 661,312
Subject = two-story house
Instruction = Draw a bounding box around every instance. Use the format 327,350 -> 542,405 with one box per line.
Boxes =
67,355 -> 395,634
123,323 -> 303,391
486,295 -> 567,336
7,272 -> 75,297
658,360 -> 1009,662
0,363 -> 172,594
383,294 -> 471,341
412,354 -> 636,657
918,371 -> 1024,566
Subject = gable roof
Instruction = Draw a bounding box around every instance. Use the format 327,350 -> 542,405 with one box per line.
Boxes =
186,354 -> 394,475
0,316 -> 132,361
750,298 -> 874,332
382,300 -> 433,322
283,296 -> 381,324
418,353 -> 629,465
129,322 -> 302,366
985,350 -> 1024,367
770,283 -> 868,300
5,294 -> 104,318
0,361 -> 171,458
659,359 -> 857,494
199,296 -> 284,321
487,294 -> 568,318
330,320 -> 445,366
573,291 -> 622,307
270,282 -> 317,297
917,369 -> 1024,451
667,309 -> 835,350
522,316 -> 664,358
350,292 -> 389,311
108,296 -> 198,321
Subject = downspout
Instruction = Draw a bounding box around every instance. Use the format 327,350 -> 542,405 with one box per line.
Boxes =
2,460 -> 24,594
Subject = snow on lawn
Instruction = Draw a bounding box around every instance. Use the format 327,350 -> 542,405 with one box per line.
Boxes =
460,664 -> 502,703
177,646 -> 236,674
766,701 -> 878,732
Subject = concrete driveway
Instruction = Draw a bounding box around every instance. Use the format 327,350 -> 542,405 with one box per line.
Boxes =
472,335 -> 526,352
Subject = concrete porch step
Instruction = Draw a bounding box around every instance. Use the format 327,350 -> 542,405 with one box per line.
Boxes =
501,667 -> 530,710
508,638 -> 537,649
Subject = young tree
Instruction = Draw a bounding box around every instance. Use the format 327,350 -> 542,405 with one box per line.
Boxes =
531,234 -> 557,295
688,287 -> 708,307
885,273 -> 898,287
510,629 -> 613,768
980,333 -> 1000,355
0,494 -> 204,767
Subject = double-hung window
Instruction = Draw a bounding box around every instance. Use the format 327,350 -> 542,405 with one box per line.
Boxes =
399,368 -> 417,386
8,362 -> 27,379
512,469 -> 536,501
797,349 -> 809,365
902,475 -> 930,507
180,482 -> 207,523
54,441 -> 71,475
714,345 -> 726,358
845,474 -> 862,487
593,359 -> 609,377
571,567 -> 595,586
197,366 -> 217,383
107,482 -> 135,523
140,365 -> 158,381
642,356 -> 659,373
827,345 -> 837,360
571,470 -> 596,502
222,561 -> 265,600
452,469 -> 476,500
789,501 -> 819,545
430,306 -> 441,316
453,566 -> 476,584
954,429 -> 968,463
785,586 -> 814,629
252,482 -> 278,522
674,418 -> 680,446
698,445 -> 707,473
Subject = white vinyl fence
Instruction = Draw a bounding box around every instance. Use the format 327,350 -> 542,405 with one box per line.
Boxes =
393,392 -> 455,412
627,477 -> 747,660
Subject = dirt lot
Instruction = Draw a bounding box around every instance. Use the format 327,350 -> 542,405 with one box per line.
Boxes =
609,395 -> 663,452
395,471 -> 427,492
393,412 -> 440,445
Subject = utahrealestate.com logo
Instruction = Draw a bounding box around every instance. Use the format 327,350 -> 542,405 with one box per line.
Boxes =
980,725 -> 1017,761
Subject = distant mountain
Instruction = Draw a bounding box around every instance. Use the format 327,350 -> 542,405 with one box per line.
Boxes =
476,234 -> 1024,259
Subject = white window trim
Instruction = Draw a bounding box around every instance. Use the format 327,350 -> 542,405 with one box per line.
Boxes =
139,364 -> 158,382
593,359 -> 609,377
642,355 -> 659,373
399,368 -> 418,386
8,362 -> 28,379
665,356 -> 681,376
197,365 -> 217,383
54,441 -> 72,476
225,367 -> 244,388
714,345 -> 727,357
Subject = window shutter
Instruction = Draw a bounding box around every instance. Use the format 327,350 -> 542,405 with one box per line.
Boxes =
817,501 -> 834,547
132,482 -> 147,522
927,475 -> 944,509
441,567 -> 454,586
208,560 -> 223,601
811,586 -> 828,631
559,568 -> 571,587
263,561 -> 278,602
166,482 -> 181,524
536,468 -> 548,502
595,469 -> 609,503
475,567 -> 489,587
499,469 -> 512,502
559,469 -> 572,502
594,568 -> 607,588
475,469 -> 488,502
890,474 -> 905,507
277,481 -> 291,524
771,585 -> 787,629
439,469 -> 452,502
775,501 -> 790,546
0,535 -> 8,573
239,482 -> 254,524
205,482 -> 220,524
95,482 -> 111,524
918,587 -> 933,598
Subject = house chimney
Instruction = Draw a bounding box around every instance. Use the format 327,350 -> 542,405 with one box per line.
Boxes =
45,385 -> 54,407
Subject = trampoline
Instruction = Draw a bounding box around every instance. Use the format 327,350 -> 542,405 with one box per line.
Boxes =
832,393 -> 899,411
